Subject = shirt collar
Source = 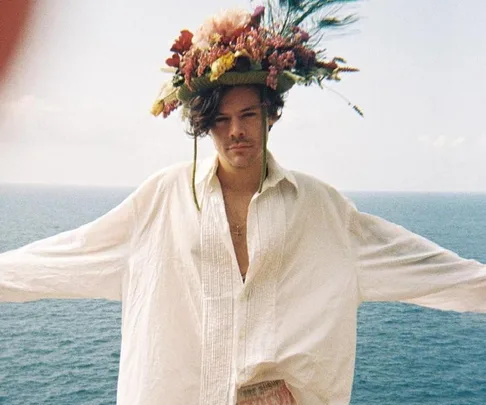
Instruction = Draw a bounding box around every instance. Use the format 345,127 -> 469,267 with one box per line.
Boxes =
195,151 -> 299,194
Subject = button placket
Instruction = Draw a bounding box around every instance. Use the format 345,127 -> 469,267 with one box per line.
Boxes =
235,285 -> 251,384
241,186 -> 286,380
199,188 -> 237,405
233,195 -> 259,387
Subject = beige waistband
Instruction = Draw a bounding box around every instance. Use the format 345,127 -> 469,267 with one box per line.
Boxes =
237,380 -> 295,404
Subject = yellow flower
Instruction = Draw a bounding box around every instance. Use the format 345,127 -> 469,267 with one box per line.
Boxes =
210,52 -> 236,81
151,80 -> 176,116
209,33 -> 222,45
151,100 -> 165,117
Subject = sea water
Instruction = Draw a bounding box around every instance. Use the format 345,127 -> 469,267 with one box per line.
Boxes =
0,185 -> 485,405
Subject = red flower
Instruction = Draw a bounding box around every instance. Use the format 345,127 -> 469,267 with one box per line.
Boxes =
170,30 -> 193,55
166,53 -> 181,68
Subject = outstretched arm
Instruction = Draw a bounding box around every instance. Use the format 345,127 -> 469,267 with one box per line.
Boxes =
0,191 -> 136,302
350,206 -> 486,312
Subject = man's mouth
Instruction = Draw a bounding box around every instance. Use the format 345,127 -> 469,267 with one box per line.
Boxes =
229,144 -> 252,150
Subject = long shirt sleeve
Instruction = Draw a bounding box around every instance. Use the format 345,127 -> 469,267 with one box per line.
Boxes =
0,191 -> 136,302
350,207 -> 486,312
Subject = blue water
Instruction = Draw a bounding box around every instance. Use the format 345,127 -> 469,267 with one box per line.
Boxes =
0,185 -> 485,404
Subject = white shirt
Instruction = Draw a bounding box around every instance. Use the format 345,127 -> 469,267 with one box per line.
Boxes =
1,154 -> 485,405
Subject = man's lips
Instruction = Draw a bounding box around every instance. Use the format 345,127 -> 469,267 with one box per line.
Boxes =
228,144 -> 252,150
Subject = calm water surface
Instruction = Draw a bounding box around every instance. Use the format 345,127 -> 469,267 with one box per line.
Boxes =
1,185 -> 485,405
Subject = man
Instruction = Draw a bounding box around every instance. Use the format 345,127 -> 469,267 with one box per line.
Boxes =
1,4 -> 485,405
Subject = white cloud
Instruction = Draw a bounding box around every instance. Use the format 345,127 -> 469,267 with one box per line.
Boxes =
417,135 -> 467,149
450,136 -> 465,147
1,95 -> 60,117
432,135 -> 447,148
0,93 -> 151,146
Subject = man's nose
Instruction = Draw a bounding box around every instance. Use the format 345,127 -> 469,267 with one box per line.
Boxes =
229,117 -> 245,138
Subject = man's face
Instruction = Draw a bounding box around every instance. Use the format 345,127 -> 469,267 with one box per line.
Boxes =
210,86 -> 273,170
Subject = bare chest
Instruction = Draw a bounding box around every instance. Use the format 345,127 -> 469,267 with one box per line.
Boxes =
222,191 -> 252,280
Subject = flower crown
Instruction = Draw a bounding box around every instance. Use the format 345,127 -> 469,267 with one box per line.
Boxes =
151,4 -> 361,118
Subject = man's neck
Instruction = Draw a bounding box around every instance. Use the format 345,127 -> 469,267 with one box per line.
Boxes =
216,159 -> 263,195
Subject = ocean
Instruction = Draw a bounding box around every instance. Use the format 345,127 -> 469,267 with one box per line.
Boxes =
0,185 -> 485,405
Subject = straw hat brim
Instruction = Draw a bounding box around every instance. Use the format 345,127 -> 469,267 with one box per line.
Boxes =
177,70 -> 299,102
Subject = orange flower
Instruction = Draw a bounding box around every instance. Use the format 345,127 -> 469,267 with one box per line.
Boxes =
316,60 -> 338,71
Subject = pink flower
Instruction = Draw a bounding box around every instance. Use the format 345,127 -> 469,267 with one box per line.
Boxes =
266,66 -> 279,90
291,26 -> 310,42
162,100 -> 181,118
250,6 -> 265,26
193,8 -> 251,49
298,30 -> 310,42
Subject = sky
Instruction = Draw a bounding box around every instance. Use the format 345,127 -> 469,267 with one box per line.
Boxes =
0,0 -> 485,192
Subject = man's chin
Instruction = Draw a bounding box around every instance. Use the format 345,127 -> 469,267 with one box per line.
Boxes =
229,159 -> 253,169
217,150 -> 263,170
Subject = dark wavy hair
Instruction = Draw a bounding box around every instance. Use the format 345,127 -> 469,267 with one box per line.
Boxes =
183,84 -> 286,138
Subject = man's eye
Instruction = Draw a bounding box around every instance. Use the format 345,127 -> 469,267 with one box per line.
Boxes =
242,112 -> 257,118
214,117 -> 229,123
